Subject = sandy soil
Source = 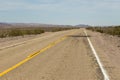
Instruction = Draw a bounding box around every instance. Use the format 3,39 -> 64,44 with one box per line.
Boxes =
0,32 -> 52,50
87,30 -> 120,80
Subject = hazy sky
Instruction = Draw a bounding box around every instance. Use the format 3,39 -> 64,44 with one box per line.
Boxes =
0,0 -> 120,26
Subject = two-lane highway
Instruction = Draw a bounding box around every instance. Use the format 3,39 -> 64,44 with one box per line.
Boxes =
0,29 -> 105,80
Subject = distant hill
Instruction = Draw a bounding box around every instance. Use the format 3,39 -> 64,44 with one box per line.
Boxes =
0,22 -> 75,28
0,23 -> 10,25
0,23 -> 12,28
75,24 -> 90,27
0,22 -> 90,29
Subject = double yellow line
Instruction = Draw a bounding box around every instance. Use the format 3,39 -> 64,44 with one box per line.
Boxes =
0,31 -> 75,77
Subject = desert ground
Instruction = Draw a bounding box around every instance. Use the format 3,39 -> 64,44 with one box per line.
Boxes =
0,29 -> 119,80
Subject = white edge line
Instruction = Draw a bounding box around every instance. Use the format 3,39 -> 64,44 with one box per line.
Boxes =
84,29 -> 110,80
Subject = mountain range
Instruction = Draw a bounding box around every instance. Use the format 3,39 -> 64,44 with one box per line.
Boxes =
0,22 -> 89,28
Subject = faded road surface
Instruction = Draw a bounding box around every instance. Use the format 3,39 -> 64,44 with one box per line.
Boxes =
0,29 -> 111,80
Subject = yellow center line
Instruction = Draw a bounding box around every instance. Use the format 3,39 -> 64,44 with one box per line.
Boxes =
0,31 -> 76,77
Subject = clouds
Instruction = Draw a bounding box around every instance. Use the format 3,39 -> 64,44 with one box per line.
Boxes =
0,0 -> 120,25
0,0 -> 120,13
0,0 -> 62,11
0,0 -> 120,11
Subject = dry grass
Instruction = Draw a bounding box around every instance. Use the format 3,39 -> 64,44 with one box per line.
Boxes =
86,26 -> 120,37
0,28 -> 44,38
0,26 -> 77,38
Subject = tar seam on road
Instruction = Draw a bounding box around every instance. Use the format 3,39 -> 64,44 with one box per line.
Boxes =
0,31 -> 75,77
84,29 -> 110,80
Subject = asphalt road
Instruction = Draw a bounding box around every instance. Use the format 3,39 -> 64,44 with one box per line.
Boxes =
0,29 -> 106,80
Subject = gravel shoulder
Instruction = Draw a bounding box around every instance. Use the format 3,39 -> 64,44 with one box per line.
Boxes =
0,32 -> 52,50
87,30 -> 120,80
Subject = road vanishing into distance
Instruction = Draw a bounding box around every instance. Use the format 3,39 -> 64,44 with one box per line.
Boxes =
0,29 -> 120,80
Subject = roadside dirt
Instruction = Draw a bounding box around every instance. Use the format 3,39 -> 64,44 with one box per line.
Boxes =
87,30 -> 120,80
0,32 -> 52,50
